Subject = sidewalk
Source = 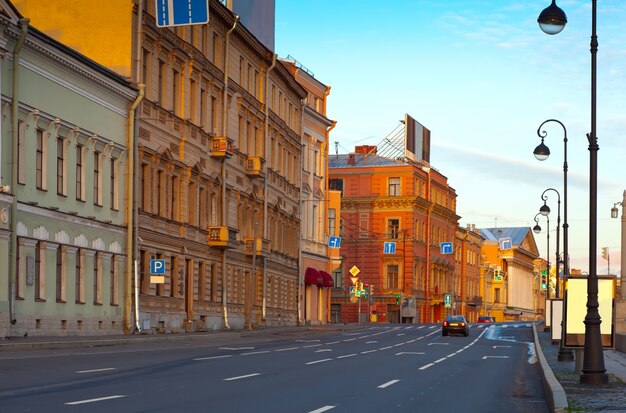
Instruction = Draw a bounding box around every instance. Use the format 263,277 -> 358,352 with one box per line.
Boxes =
534,324 -> 626,412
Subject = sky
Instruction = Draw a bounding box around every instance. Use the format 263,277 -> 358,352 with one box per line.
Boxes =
274,0 -> 626,277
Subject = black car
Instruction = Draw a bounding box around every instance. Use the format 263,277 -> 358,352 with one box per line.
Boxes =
442,315 -> 470,336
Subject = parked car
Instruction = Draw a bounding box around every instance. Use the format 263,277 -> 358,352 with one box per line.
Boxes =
477,316 -> 496,323
442,315 -> 470,336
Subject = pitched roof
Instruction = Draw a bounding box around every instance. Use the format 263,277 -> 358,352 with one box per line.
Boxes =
480,227 -> 531,245
328,153 -> 406,168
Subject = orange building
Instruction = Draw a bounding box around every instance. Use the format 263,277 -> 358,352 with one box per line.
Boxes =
455,225 -> 485,322
329,145 -> 460,323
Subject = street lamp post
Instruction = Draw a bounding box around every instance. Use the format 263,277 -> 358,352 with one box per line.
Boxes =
533,213 -> 550,301
539,188 -> 561,298
611,190 -> 626,298
534,119 -> 569,290
538,0 -> 608,384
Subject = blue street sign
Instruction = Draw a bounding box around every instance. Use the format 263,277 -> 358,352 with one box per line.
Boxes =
150,259 -> 166,274
329,236 -> 341,248
440,242 -> 453,254
499,237 -> 512,250
384,242 -> 396,254
155,0 -> 209,28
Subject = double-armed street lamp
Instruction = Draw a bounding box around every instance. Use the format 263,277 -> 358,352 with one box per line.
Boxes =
533,213 -> 550,300
534,119 -> 570,290
539,188 -> 561,298
538,0 -> 608,384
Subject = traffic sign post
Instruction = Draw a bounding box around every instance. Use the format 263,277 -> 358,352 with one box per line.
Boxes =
155,0 -> 209,28
150,259 -> 166,284
329,236 -> 341,248
383,242 -> 396,254
440,242 -> 453,254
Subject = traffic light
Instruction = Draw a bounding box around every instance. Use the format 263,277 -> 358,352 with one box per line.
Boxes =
540,270 -> 547,289
602,247 -> 608,260
395,294 -> 401,305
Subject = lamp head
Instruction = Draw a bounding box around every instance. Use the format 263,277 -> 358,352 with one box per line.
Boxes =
540,203 -> 550,216
538,0 -> 567,35
533,224 -> 542,234
611,206 -> 619,219
533,140 -> 550,161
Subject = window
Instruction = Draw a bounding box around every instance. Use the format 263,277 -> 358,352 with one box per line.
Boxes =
93,151 -> 101,205
94,253 -> 102,305
389,177 -> 400,196
110,158 -> 118,210
332,269 -> 342,289
17,121 -> 25,183
198,261 -> 206,300
210,96 -> 218,133
387,264 -> 399,289
171,175 -> 180,221
36,129 -> 46,190
142,49 -> 150,92
212,33 -> 221,67
190,78 -> 198,123
388,219 -> 400,239
56,136 -> 66,195
200,86 -> 208,128
35,242 -> 44,300
139,249 -> 149,294
170,255 -> 179,298
329,178 -> 343,191
157,169 -> 165,216
173,67 -> 181,115
495,288 -> 501,304
76,144 -> 84,200
110,256 -> 118,305
56,246 -> 65,302
188,181 -> 197,226
141,163 -> 150,212
328,208 -> 336,236
158,59 -> 166,106
75,249 -> 84,304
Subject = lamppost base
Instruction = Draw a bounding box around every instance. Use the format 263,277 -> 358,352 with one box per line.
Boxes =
580,372 -> 609,385
557,348 -> 574,362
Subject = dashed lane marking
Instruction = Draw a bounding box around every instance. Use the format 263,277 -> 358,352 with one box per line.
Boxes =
223,373 -> 261,381
76,368 -> 116,374
65,395 -> 126,405
378,380 -> 400,389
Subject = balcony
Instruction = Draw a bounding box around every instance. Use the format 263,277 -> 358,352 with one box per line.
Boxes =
245,156 -> 266,178
242,238 -> 271,258
211,136 -> 234,158
207,226 -> 239,249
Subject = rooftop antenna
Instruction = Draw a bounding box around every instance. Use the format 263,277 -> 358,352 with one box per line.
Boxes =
334,141 -> 339,156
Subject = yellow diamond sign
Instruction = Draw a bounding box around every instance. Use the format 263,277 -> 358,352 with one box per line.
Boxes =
349,266 -> 360,276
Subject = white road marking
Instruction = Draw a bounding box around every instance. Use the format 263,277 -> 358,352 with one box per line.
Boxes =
500,336 -> 515,340
393,343 -> 405,347
65,395 -> 126,405
493,345 -> 512,349
361,350 -> 378,354
224,373 -> 261,381
396,352 -> 425,355
336,353 -> 357,359
434,357 -> 447,363
342,338 -> 357,342
219,347 -> 254,350
428,343 -> 449,346
306,358 -> 333,365
75,368 -> 116,374
275,347 -> 298,352
242,351 -> 270,356
308,406 -> 335,413
193,355 -> 232,361
326,341 -> 341,345
315,349 -> 332,352
397,333 -> 406,336
378,379 -> 400,389
482,356 -> 510,359
303,344 -> 322,348
379,346 -> 393,350
296,339 -> 321,343
366,341 -> 378,344
418,363 -> 435,370
429,326 -> 437,329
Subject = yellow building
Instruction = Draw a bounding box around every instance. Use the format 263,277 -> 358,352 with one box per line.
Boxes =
479,227 -> 541,321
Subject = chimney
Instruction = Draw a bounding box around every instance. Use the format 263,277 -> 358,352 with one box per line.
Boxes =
348,153 -> 356,166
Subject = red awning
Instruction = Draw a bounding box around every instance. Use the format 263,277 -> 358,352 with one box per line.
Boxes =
304,267 -> 323,285
320,271 -> 334,288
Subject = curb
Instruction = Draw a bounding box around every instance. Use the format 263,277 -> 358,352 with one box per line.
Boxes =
533,323 -> 568,412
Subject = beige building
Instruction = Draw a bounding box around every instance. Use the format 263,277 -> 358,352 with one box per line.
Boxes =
281,57 -> 336,325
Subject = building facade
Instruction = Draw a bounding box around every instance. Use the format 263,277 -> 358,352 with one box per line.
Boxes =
455,225 -> 484,322
479,227 -> 541,321
13,0 -> 312,332
0,1 -> 137,337
281,57 -> 336,325
329,145 -> 460,323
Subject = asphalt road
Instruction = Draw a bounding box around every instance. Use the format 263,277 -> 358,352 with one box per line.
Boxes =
0,323 -> 548,413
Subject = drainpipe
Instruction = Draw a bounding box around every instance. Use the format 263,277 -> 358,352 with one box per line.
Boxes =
423,165 -> 432,322
324,118 -> 336,323
129,0 -> 145,335
125,84 -> 145,333
296,94 -> 307,325
8,18 -> 30,326
220,14 -> 238,330
262,53 -> 276,322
